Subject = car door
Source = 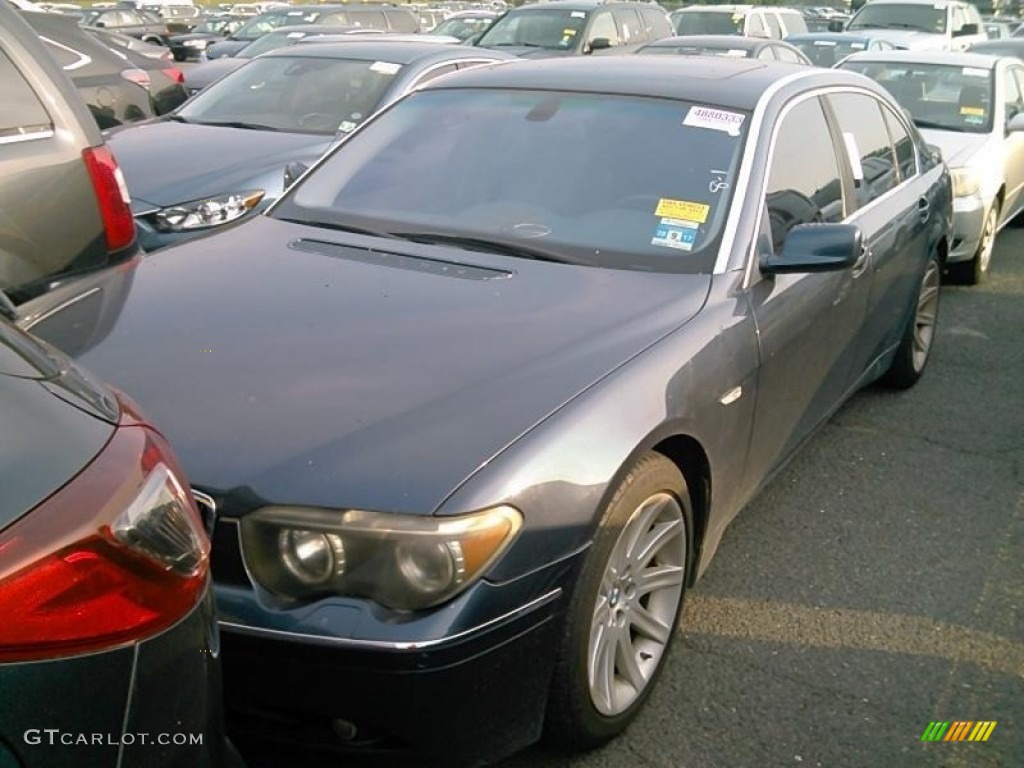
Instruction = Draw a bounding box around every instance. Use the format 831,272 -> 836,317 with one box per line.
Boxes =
1000,65 -> 1024,220
824,90 -> 927,382
741,93 -> 868,488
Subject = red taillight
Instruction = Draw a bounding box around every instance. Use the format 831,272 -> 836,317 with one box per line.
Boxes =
163,66 -> 185,84
120,67 -> 151,90
0,421 -> 210,663
82,145 -> 136,253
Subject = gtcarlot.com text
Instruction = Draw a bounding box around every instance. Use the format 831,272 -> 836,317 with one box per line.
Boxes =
24,730 -> 203,746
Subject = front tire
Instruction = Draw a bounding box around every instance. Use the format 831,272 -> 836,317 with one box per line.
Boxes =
949,201 -> 998,285
546,452 -> 692,750
881,254 -> 940,389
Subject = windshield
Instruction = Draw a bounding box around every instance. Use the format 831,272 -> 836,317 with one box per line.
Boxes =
433,16 -> 494,41
847,4 -> 947,33
476,10 -> 587,50
177,56 -> 401,135
237,28 -> 313,58
791,38 -> 870,66
233,10 -> 323,41
842,61 -> 993,133
671,11 -> 744,36
275,89 -> 749,274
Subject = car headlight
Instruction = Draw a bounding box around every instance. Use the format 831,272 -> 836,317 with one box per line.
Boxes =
950,168 -> 981,198
239,505 -> 522,611
152,190 -> 264,232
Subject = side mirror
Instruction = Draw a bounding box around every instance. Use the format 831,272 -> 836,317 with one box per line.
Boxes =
587,37 -> 612,53
1008,112 -> 1024,133
761,223 -> 863,274
827,19 -> 844,32
953,23 -> 978,37
283,161 -> 310,188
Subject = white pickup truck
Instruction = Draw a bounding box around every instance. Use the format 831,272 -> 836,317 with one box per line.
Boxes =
838,0 -> 988,51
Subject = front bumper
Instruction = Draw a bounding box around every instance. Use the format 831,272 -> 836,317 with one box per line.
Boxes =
949,194 -> 987,263
215,541 -> 583,766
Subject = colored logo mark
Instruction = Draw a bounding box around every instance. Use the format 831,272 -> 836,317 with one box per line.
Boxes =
921,721 -> 997,742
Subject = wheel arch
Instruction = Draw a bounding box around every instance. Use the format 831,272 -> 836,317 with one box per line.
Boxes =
651,434 -> 711,587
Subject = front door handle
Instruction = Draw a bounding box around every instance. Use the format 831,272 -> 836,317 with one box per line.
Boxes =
917,196 -> 930,224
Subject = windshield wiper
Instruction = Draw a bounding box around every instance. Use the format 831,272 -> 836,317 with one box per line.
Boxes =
877,22 -> 932,32
911,118 -> 954,130
192,120 -> 279,132
487,41 -> 546,47
279,218 -> 398,240
394,232 -> 584,264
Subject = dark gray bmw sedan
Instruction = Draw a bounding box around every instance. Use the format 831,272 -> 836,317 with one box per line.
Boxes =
25,57 -> 952,765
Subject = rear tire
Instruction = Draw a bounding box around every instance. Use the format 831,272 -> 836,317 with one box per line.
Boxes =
545,452 -> 692,751
881,254 -> 940,390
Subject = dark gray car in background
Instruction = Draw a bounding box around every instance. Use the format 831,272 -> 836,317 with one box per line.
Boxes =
22,56 -> 952,764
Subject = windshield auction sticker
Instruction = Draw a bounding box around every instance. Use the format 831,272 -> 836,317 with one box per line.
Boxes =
655,198 -> 710,223
683,106 -> 745,137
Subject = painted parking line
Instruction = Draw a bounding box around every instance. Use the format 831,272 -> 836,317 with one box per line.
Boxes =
681,595 -> 1024,678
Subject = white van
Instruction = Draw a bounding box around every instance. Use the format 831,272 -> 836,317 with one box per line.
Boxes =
670,5 -> 808,40
842,0 -> 987,51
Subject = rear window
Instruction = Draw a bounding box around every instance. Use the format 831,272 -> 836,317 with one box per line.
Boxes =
671,10 -> 743,36
277,89 -> 750,274
384,9 -> 420,33
0,49 -> 53,139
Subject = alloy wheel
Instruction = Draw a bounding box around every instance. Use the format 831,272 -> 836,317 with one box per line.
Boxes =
912,259 -> 940,372
587,491 -> 686,716
977,205 -> 998,276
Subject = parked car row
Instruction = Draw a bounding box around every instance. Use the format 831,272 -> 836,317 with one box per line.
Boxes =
2,0 -> 1021,765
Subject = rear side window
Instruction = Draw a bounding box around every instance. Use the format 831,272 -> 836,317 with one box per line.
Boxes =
765,97 -> 844,251
338,10 -> 388,30
763,12 -> 781,39
827,92 -> 898,207
746,13 -> 765,38
613,8 -> 644,43
0,49 -> 53,139
640,7 -> 673,39
384,10 -> 420,33
881,105 -> 917,181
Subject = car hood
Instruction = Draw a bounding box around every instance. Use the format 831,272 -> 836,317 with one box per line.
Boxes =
105,121 -> 332,209
918,129 -> 991,168
34,216 -> 711,516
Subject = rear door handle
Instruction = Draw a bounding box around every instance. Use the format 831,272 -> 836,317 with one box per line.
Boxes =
851,244 -> 870,278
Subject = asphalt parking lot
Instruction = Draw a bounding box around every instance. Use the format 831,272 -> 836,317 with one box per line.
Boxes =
496,230 -> 1024,767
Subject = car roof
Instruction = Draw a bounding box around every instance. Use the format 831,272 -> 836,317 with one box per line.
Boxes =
786,32 -> 879,42
859,0 -> 959,6
674,5 -> 756,12
842,50 -> 1002,67
262,40 -> 504,64
417,55 -> 860,110
508,0 -> 649,10
643,35 -> 767,50
262,23 -> 363,34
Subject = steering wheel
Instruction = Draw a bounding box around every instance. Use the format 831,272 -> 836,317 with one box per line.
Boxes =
297,113 -> 336,130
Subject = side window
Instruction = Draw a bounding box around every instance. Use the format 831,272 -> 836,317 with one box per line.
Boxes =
765,97 -> 845,252
763,12 -> 782,39
950,6 -> 967,34
348,10 -> 388,30
612,8 -> 643,43
746,13 -> 765,38
587,11 -> 620,47
827,92 -> 898,207
384,11 -> 419,33
881,105 -> 917,181
774,45 -> 804,63
410,63 -> 458,88
756,46 -> 777,61
640,7 -> 673,39
0,49 -> 52,138
1013,70 -> 1024,117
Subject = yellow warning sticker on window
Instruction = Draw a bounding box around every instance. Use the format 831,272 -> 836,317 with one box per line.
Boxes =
960,106 -> 985,116
655,199 -> 709,223
562,28 -> 577,35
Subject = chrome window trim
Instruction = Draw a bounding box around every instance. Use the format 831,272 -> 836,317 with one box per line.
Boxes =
219,587 -> 563,650
0,129 -> 54,145
39,35 -> 92,72
713,69 -> 819,274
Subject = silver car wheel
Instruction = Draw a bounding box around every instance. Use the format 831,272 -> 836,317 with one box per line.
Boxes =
977,204 -> 998,275
587,491 -> 686,717
912,259 -> 940,372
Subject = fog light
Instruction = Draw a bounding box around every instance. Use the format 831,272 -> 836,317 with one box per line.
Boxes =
395,540 -> 465,596
278,529 -> 345,586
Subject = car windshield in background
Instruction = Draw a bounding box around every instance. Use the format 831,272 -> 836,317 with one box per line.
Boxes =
276,89 -> 748,273
644,44 -> 750,58
176,56 -> 400,135
476,10 -> 587,50
237,29 -> 313,58
847,4 -> 946,33
233,10 -> 323,41
672,12 -> 744,36
433,16 -> 493,40
792,38 -> 870,66
843,61 -> 993,133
